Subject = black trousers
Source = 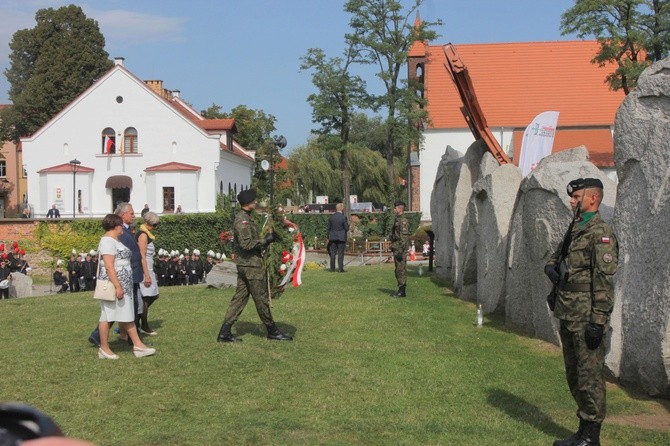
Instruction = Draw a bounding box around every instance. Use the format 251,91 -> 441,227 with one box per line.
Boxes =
329,241 -> 346,272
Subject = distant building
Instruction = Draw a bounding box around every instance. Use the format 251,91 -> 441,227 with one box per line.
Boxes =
408,37 -> 625,221
21,57 -> 255,217
0,104 -> 28,217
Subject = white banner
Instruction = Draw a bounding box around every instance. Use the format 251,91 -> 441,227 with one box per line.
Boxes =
519,111 -> 559,177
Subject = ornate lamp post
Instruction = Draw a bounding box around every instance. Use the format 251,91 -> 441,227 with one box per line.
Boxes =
269,135 -> 287,205
69,158 -> 81,218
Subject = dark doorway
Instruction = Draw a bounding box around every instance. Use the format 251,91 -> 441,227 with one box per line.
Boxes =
111,188 -> 130,211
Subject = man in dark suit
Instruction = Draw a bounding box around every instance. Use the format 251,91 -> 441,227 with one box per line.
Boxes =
46,204 -> 61,218
327,203 -> 349,272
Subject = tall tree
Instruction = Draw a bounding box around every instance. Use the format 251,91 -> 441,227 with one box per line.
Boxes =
0,5 -> 112,142
344,0 -> 439,202
300,45 -> 368,216
561,0 -> 670,94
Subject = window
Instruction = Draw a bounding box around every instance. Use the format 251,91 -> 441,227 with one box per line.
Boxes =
101,128 -> 116,154
123,127 -> 138,154
163,187 -> 174,212
0,160 -> 5,177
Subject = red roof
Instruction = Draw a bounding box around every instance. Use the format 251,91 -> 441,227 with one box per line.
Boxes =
37,163 -> 95,173
145,161 -> 201,172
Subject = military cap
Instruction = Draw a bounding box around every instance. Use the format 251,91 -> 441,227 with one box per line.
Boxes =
237,189 -> 257,206
566,177 -> 603,196
393,201 -> 406,208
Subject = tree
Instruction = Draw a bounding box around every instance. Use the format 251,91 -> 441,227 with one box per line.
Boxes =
300,45 -> 368,216
344,0 -> 440,202
0,5 -> 112,142
561,0 -> 670,94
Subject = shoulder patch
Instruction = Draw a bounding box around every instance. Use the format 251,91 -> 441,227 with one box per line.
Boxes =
601,236 -> 610,243
241,220 -> 249,224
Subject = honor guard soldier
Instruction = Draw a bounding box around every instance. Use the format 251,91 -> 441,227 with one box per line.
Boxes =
390,201 -> 411,297
217,188 -> 292,342
545,178 -> 618,446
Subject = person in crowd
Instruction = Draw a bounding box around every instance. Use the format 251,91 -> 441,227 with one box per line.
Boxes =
67,254 -> 81,292
46,204 -> 61,218
389,201 -> 410,298
176,255 -> 187,285
204,251 -> 215,278
193,249 -> 204,284
544,178 -> 618,446
95,213 -> 155,359
81,252 -> 95,291
155,249 -> 167,286
53,260 -> 69,294
136,211 -> 160,335
217,188 -> 292,342
140,204 -> 150,217
327,203 -> 349,273
13,251 -> 30,275
88,203 -> 144,347
422,240 -> 430,257
175,205 -> 183,214
0,257 -> 11,299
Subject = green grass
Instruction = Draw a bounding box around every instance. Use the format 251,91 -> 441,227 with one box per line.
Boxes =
1,265 -> 668,445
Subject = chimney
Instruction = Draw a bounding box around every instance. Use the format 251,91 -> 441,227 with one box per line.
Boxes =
114,57 -> 125,66
172,89 -> 180,99
144,80 -> 164,97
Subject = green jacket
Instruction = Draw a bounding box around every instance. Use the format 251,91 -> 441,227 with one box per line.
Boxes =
547,212 -> 618,325
233,209 -> 264,268
390,214 -> 410,254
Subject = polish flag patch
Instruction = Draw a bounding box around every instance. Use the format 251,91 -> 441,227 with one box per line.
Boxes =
601,236 -> 610,243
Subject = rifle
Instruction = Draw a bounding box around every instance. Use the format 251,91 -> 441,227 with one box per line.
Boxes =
546,194 -> 583,311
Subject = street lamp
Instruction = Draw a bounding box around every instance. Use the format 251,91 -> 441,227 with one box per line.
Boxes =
270,135 -> 287,205
69,158 -> 81,218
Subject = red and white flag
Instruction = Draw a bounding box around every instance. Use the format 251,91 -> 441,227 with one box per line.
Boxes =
104,136 -> 114,154
519,111 -> 559,177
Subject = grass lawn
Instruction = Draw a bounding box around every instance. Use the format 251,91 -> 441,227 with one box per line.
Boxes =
1,264 -> 668,445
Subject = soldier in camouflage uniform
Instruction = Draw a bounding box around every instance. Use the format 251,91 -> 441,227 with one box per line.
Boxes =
217,189 -> 292,342
390,201 -> 411,298
545,178 -> 618,446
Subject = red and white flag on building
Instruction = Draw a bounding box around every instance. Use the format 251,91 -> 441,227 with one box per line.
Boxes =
104,136 -> 114,154
519,111 -> 559,177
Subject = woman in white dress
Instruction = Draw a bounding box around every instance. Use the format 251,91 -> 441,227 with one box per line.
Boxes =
97,214 -> 156,359
137,211 -> 160,335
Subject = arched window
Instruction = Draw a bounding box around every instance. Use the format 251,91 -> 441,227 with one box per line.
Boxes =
101,128 -> 115,154
123,127 -> 138,154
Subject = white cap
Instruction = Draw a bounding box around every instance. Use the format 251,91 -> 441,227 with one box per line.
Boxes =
179,254 -> 184,260
71,248 -> 77,255
215,253 -> 221,259
184,248 -> 189,254
221,253 -> 227,260
89,250 -> 96,256
193,249 -> 200,255
207,250 -> 215,257
56,259 -> 64,266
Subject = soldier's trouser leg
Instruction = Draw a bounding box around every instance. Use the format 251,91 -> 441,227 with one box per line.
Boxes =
559,320 -> 607,423
247,278 -> 274,327
223,273 -> 252,325
394,252 -> 407,287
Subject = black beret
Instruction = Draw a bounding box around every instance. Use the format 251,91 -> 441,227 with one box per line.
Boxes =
237,189 -> 257,206
566,177 -> 604,196
393,201 -> 406,208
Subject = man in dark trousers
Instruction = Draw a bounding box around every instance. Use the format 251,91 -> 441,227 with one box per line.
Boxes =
217,188 -> 292,343
46,204 -> 60,218
545,178 -> 618,446
88,203 -> 144,347
327,203 -> 349,272
67,254 -> 80,292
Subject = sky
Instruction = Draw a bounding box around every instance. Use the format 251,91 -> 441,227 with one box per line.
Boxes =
0,0 -> 579,152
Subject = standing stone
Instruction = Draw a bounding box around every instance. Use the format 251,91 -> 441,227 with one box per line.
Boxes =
205,262 -> 238,289
614,56 -> 670,397
505,147 -> 616,345
9,272 -> 33,298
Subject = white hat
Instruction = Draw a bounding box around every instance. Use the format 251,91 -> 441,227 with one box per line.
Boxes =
56,259 -> 64,266
71,248 -> 77,255
207,250 -> 215,257
215,253 -> 221,259
184,248 -> 189,254
89,250 -> 96,256
221,253 -> 227,260
179,254 -> 184,260
193,249 -> 200,256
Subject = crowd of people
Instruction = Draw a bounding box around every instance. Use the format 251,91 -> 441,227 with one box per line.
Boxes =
0,242 -> 31,299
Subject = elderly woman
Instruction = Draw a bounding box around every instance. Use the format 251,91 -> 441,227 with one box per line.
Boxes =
137,211 -> 160,335
97,214 -> 156,360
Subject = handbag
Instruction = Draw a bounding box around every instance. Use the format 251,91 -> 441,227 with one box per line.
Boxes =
93,248 -> 117,301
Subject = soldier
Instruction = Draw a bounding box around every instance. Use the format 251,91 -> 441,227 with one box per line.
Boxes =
545,178 -> 618,446
81,252 -> 96,291
389,201 -> 410,298
217,188 -> 292,342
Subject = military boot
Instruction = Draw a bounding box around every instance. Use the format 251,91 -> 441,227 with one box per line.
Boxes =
217,322 -> 241,342
267,323 -> 293,341
392,285 -> 406,298
553,418 -> 586,446
574,421 -> 601,446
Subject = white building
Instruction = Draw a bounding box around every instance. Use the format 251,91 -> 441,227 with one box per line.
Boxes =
22,58 -> 255,217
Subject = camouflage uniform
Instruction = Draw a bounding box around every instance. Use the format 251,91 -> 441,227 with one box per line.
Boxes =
222,208 -> 274,327
547,211 -> 618,423
391,213 -> 411,287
